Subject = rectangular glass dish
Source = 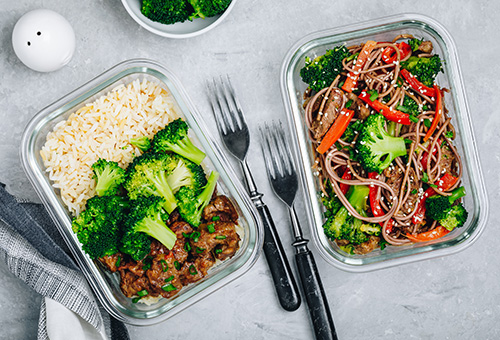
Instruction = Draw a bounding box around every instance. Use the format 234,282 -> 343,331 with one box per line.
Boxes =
280,14 -> 488,272
20,59 -> 263,325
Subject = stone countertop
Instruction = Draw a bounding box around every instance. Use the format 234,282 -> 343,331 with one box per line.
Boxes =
0,0 -> 499,339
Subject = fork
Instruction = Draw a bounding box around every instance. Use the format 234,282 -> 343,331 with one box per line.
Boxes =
207,75 -> 301,312
260,121 -> 338,340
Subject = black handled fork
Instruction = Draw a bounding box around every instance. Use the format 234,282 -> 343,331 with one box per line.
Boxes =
207,76 -> 301,312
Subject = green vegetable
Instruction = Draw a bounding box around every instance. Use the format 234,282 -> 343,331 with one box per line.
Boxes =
401,55 -> 443,87
439,204 -> 468,231
300,46 -> 350,92
323,185 -> 380,245
153,118 -> 205,165
124,152 -> 178,213
121,196 -> 177,261
408,38 -> 423,52
71,195 -> 129,259
166,154 -> 207,194
425,187 -> 466,220
356,113 -> 408,173
188,0 -> 231,20
176,171 -> 219,227
130,136 -> 151,152
91,159 -> 125,197
141,0 -> 192,25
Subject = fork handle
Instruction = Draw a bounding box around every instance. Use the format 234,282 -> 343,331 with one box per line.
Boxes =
294,240 -> 338,340
257,204 -> 302,311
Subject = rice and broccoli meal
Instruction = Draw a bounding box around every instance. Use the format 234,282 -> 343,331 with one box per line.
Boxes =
41,79 -> 241,303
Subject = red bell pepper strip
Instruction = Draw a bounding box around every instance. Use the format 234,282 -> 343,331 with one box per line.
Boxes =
342,40 -> 377,93
423,85 -> 443,142
368,172 -> 394,233
412,173 -> 458,225
400,69 -> 436,98
317,108 -> 355,154
381,42 -> 411,64
339,168 -> 352,195
359,90 -> 411,125
420,139 -> 440,170
406,226 -> 450,242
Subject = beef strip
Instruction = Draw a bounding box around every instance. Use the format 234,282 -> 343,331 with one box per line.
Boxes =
383,166 -> 419,215
439,144 -> 457,176
418,41 -> 433,53
179,253 -> 216,285
202,195 -> 238,222
119,270 -> 151,298
311,88 -> 345,140
169,221 -> 193,263
98,253 -> 123,273
146,253 -> 183,299
191,221 -> 241,261
346,92 -> 370,120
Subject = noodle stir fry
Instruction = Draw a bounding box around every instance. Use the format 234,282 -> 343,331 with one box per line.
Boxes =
300,35 -> 468,254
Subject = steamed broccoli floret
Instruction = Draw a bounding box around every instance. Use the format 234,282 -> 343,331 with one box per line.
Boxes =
167,154 -> 207,194
91,159 -> 125,197
153,119 -> 206,165
439,204 -> 468,231
121,196 -> 177,261
72,195 -> 129,259
396,96 -> 428,117
188,0 -> 231,19
356,114 -> 408,173
141,0 -> 192,25
176,171 -> 219,227
300,46 -> 350,93
323,185 -> 380,245
130,136 -> 151,152
401,55 -> 443,87
426,187 -> 468,231
124,152 -> 178,213
408,38 -> 423,52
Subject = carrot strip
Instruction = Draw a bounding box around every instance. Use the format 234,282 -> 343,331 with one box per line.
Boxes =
424,85 -> 442,142
406,226 -> 449,242
342,40 -> 377,93
316,109 -> 355,154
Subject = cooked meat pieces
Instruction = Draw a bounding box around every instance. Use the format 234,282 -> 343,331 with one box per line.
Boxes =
311,88 -> 345,140
169,221 -> 193,263
353,236 -> 380,255
418,40 -> 433,53
98,253 -> 122,272
191,221 -> 241,261
439,144 -> 458,176
180,253 -> 216,285
119,270 -> 151,298
146,253 -> 183,299
346,92 -> 370,120
114,194 -> 241,301
203,195 -> 238,222
383,166 -> 419,215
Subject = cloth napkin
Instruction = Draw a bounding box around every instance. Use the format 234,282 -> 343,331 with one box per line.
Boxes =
0,183 -> 130,340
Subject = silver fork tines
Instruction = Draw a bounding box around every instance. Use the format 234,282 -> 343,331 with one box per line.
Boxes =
260,121 -> 298,208
207,75 -> 249,161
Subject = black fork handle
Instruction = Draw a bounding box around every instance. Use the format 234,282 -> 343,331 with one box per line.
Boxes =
294,240 -> 337,340
257,204 -> 301,311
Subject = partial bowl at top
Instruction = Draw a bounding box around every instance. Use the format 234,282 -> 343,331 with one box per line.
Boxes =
280,13 -> 489,272
121,0 -> 237,38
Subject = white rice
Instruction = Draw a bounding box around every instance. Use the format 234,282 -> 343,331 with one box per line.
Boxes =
40,79 -> 180,216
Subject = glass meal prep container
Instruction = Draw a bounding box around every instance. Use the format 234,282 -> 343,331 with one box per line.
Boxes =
280,14 -> 488,272
20,59 -> 263,325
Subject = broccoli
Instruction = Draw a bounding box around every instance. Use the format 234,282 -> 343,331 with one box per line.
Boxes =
320,180 -> 342,218
72,195 -> 129,259
91,159 -> 125,197
300,46 -> 350,93
408,38 -> 423,52
121,196 -> 177,261
130,136 -> 151,152
426,186 -> 466,220
341,119 -> 363,144
425,186 -> 468,231
356,114 -> 408,173
323,185 -> 380,245
167,155 -> 207,194
439,204 -> 468,231
152,118 -> 206,165
188,0 -> 231,20
176,171 -> 219,226
124,152 -> 178,213
396,96 -> 428,117
401,55 -> 443,87
141,0 -> 193,25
